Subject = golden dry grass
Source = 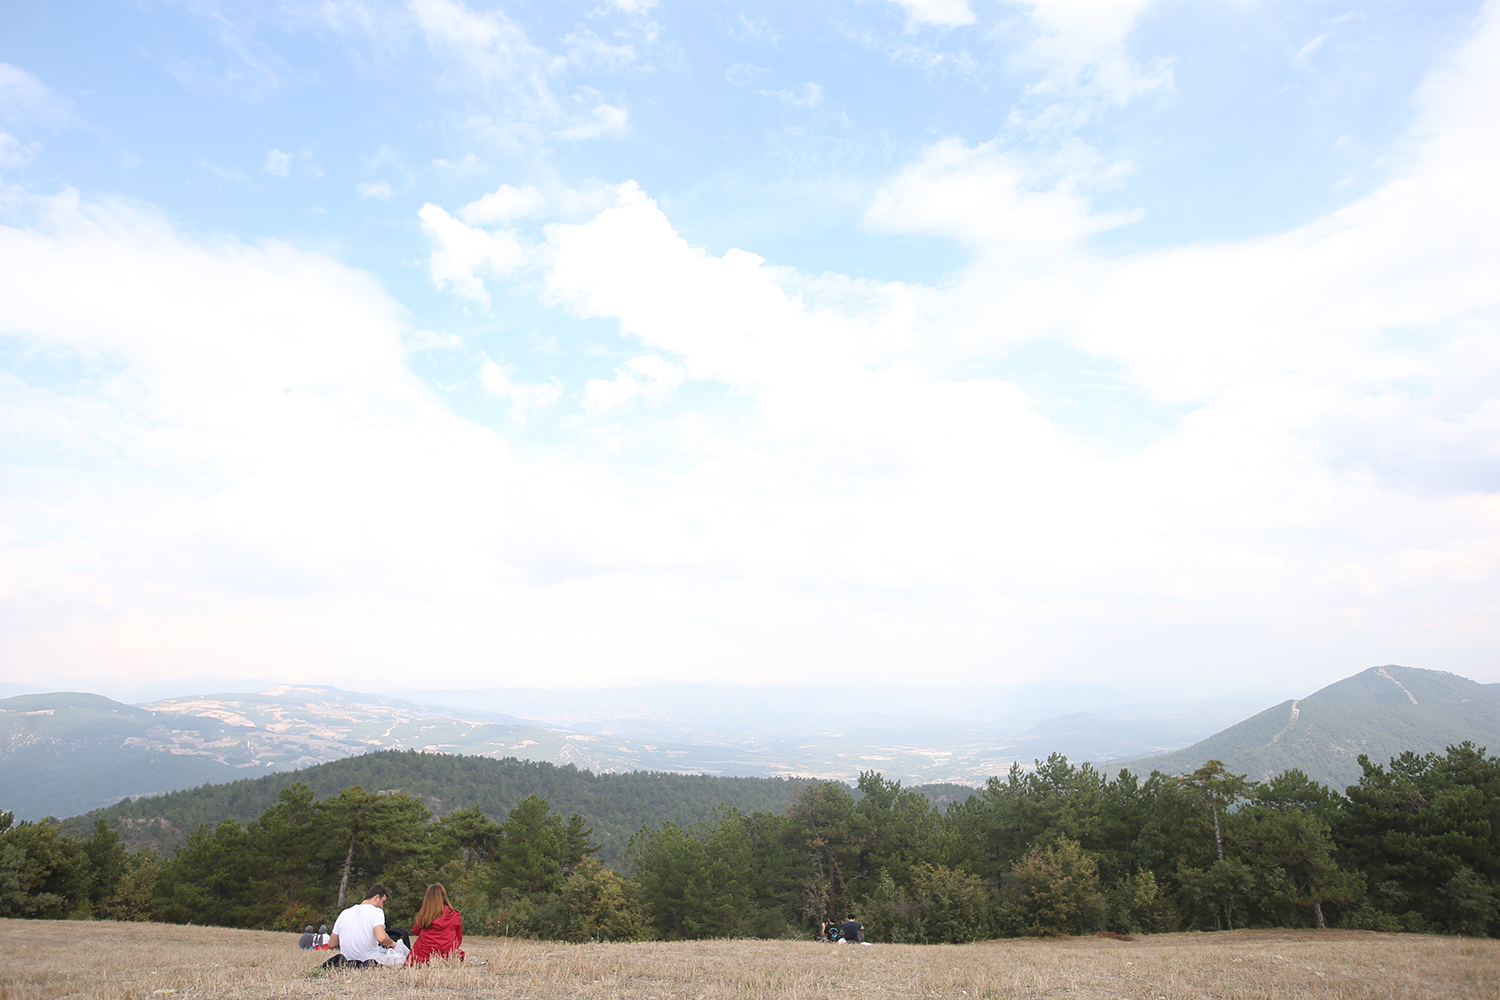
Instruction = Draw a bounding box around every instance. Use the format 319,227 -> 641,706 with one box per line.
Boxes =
1,920 -> 1496,1000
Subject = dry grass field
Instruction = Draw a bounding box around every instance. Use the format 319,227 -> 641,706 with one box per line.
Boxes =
1,920 -> 1495,1000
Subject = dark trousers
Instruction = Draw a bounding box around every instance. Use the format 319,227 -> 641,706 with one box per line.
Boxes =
321,954 -> 378,970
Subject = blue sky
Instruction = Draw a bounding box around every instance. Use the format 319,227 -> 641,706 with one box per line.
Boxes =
1,0 -> 1497,698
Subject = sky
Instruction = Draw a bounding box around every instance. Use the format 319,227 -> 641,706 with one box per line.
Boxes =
1,0 -> 1497,701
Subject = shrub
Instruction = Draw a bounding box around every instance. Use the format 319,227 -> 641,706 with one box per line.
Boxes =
1002,839 -> 1106,937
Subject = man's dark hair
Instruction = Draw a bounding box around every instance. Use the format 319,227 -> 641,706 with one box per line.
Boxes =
847,914 -> 857,921
366,884 -> 390,900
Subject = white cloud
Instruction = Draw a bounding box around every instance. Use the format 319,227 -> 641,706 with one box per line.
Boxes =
478,358 -> 563,424
543,182 -> 879,393
6,6 -> 1500,694
1012,0 -> 1170,107
583,355 -> 686,415
864,138 -> 1142,262
459,183 -> 545,225
418,202 -> 527,304
514,9 -> 1500,684
404,328 -> 462,352
889,0 -> 976,28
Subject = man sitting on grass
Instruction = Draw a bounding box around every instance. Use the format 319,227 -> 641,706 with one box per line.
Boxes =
323,884 -> 399,969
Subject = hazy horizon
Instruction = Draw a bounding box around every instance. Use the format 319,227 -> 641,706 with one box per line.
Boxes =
0,668 -> 1367,725
3,1 -> 1499,698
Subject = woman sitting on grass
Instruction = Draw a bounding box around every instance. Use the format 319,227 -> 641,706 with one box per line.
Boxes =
406,883 -> 464,965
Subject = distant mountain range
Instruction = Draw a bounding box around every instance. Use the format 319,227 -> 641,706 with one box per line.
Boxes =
0,685 -> 813,819
4,665 -> 1496,821
0,682 -> 1262,820
1117,665 -> 1500,790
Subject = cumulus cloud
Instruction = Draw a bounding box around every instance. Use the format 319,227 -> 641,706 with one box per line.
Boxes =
459,183 -> 545,225
520,9 -> 1500,680
479,357 -> 563,424
5,5 -> 1500,693
583,355 -> 686,415
865,138 -> 1142,260
418,202 -> 527,304
543,182 -> 889,394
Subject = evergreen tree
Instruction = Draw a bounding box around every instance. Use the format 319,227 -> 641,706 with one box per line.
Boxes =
1334,742 -> 1500,933
494,795 -> 567,897
564,812 -> 602,872
439,806 -> 504,868
313,786 -> 434,909
0,818 -> 88,919
154,819 -> 261,926
1231,805 -> 1356,928
82,819 -> 126,913
1180,760 -> 1251,863
784,781 -> 864,919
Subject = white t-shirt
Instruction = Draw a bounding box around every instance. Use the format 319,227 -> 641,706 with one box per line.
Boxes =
332,902 -> 387,962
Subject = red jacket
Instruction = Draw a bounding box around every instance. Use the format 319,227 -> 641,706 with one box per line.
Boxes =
407,907 -> 464,964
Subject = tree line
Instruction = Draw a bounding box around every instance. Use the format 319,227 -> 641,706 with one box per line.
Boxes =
5,743 -> 1498,940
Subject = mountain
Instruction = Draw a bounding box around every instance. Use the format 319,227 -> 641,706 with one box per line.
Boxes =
0,686 -> 824,819
1,683 -> 1266,821
0,692 -> 258,820
1115,665 -> 1500,791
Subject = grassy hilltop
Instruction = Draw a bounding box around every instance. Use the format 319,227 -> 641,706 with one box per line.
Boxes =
1,919 -> 1495,1000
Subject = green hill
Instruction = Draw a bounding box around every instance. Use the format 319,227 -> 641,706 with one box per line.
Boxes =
55,749 -> 822,863
1116,665 -> 1500,791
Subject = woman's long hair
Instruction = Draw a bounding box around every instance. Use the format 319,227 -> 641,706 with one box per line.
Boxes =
413,883 -> 453,931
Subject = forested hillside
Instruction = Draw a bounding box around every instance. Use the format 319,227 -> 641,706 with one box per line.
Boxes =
8,744 -> 1498,942
1120,666 -> 1500,789
56,750 -> 820,862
